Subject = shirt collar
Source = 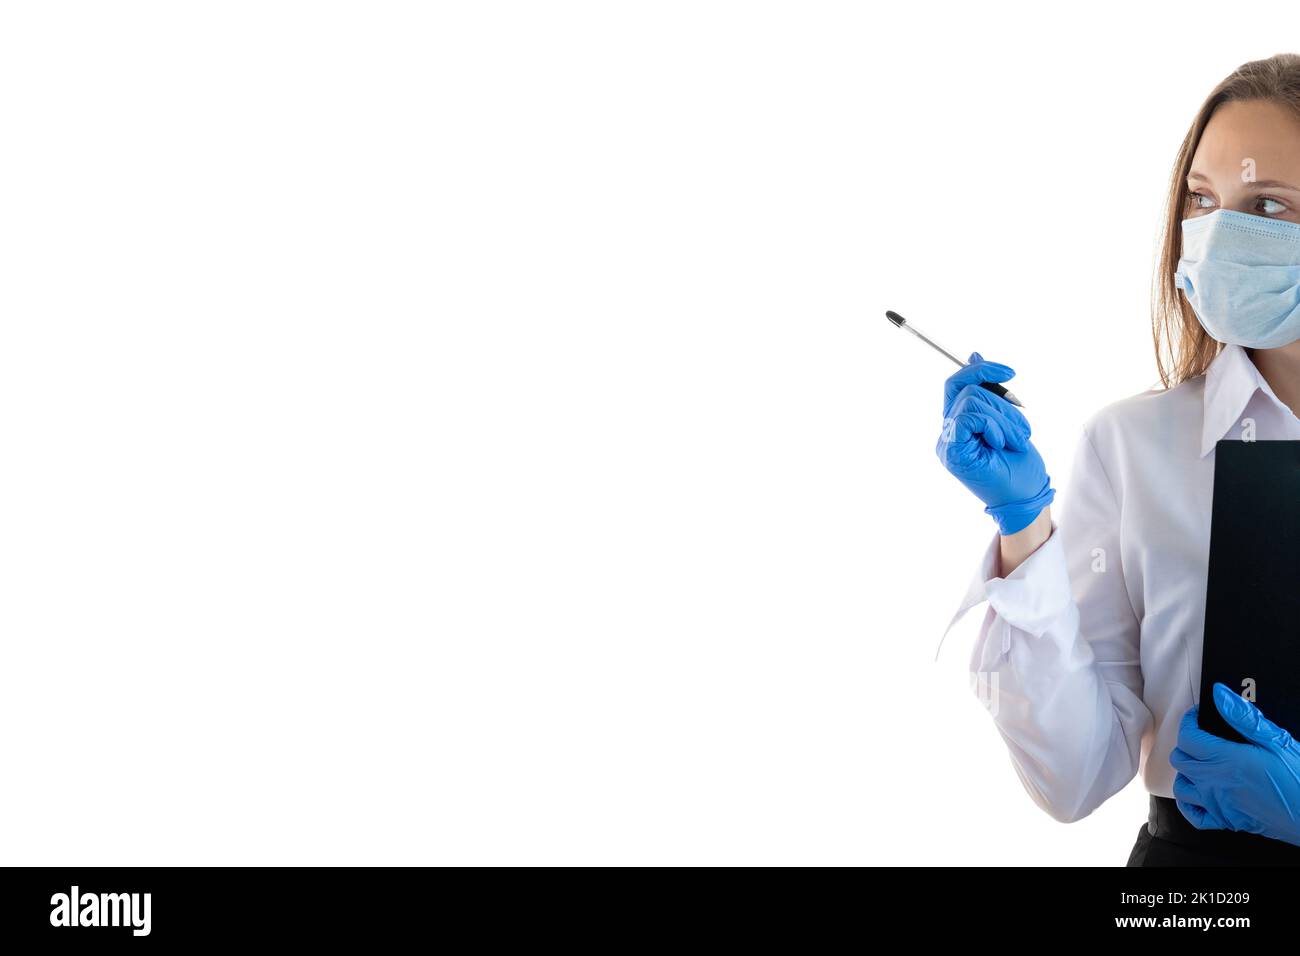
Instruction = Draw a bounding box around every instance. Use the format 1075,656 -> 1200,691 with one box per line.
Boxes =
1200,343 -> 1281,457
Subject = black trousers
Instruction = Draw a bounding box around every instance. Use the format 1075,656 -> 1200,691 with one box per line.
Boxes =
1127,796 -> 1300,866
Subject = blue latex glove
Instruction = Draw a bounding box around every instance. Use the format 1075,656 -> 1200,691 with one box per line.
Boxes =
935,352 -> 1055,536
1170,682 -> 1300,847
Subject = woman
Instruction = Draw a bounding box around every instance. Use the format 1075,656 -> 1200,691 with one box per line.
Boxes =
936,53 -> 1300,866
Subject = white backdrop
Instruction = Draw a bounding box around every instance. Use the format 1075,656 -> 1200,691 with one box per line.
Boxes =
0,1 -> 1280,864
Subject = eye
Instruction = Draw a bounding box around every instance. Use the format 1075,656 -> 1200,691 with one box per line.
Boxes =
1259,196 -> 1289,215
1188,190 -> 1216,210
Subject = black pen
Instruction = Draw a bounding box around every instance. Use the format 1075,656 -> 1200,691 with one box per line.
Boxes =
885,310 -> 1023,407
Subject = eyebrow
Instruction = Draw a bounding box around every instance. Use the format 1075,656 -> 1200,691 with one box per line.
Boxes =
1187,170 -> 1300,191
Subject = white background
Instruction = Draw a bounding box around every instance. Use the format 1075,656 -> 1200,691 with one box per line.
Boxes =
0,1 -> 1281,864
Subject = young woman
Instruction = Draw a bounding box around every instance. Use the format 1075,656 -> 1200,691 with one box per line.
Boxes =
937,53 -> 1300,866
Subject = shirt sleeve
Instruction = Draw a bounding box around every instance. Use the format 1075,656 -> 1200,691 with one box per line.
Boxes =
936,424 -> 1153,823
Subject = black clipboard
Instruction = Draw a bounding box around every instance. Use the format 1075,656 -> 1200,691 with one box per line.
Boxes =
1199,439 -> 1300,743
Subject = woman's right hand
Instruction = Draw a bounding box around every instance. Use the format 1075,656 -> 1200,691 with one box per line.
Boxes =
935,352 -> 1056,536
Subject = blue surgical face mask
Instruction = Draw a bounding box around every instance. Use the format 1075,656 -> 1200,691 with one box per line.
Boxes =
1174,208 -> 1300,349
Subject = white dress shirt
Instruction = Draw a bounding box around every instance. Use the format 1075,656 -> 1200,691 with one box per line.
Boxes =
938,343 -> 1300,823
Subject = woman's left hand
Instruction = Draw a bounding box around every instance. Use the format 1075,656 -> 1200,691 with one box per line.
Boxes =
1171,683 -> 1300,847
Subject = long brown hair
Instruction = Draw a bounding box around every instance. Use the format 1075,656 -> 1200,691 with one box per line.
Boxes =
1153,53 -> 1300,388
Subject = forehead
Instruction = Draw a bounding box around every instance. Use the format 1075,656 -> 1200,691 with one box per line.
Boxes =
1192,99 -> 1300,180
